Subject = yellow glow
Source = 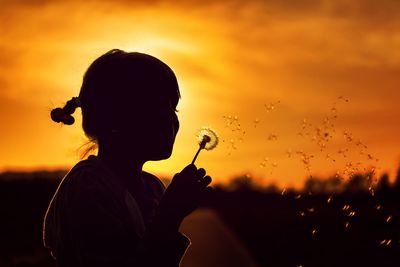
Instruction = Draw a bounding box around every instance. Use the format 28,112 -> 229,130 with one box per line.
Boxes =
0,1 -> 399,188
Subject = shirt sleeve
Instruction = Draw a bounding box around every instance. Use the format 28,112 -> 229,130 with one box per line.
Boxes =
65,169 -> 190,267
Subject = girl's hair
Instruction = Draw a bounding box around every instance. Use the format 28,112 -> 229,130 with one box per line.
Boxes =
51,49 -> 180,143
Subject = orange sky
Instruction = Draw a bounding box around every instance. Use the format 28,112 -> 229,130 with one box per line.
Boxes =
0,0 -> 399,188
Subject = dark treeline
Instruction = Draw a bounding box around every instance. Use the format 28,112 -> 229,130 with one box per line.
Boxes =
0,168 -> 399,266
208,168 -> 400,267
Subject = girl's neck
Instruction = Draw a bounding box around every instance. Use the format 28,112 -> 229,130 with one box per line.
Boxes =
97,144 -> 145,187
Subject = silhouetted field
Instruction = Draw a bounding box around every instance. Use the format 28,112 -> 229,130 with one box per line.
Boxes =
0,169 -> 399,266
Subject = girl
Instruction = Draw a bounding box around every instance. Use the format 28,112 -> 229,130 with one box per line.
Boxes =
43,49 -> 212,267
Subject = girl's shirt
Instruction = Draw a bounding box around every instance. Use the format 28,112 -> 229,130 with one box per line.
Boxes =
43,155 -> 190,267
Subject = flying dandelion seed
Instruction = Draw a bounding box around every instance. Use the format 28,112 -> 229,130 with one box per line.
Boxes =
281,188 -> 287,195
369,187 -> 375,196
267,133 -> 278,141
326,154 -> 336,162
338,96 -> 350,103
311,229 -> 317,236
379,239 -> 392,246
264,101 -> 280,112
348,211 -> 356,217
254,118 -> 260,127
343,131 -> 353,142
342,204 -> 351,211
191,127 -> 219,164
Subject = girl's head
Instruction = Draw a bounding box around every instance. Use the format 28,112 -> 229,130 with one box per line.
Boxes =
51,49 -> 180,161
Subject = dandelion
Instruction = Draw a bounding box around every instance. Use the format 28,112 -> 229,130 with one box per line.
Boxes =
191,127 -> 219,164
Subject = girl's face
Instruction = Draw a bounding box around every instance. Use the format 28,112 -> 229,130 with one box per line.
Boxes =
122,96 -> 180,162
145,98 -> 180,161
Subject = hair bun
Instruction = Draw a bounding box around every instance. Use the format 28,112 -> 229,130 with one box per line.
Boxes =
63,115 -> 75,125
51,107 -> 75,125
51,108 -> 64,123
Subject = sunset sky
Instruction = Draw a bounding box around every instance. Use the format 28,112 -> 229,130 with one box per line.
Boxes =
1,0 -> 399,187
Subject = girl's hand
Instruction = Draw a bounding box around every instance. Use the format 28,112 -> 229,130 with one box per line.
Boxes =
155,164 -> 212,231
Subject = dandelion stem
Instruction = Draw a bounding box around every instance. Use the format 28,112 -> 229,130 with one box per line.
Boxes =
191,136 -> 209,164
191,146 -> 203,165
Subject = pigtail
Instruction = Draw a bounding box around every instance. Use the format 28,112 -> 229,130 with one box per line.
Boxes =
50,97 -> 81,125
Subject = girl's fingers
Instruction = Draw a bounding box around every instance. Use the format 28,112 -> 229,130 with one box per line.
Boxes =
199,175 -> 212,187
196,168 -> 206,180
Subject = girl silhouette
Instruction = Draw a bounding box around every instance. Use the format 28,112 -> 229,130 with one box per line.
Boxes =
43,49 -> 212,267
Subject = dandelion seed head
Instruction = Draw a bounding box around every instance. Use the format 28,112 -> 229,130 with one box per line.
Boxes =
197,127 -> 219,151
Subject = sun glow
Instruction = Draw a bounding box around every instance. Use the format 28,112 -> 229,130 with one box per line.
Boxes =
0,1 -> 399,187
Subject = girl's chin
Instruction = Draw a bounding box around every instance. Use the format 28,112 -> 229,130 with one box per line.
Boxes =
144,147 -> 173,161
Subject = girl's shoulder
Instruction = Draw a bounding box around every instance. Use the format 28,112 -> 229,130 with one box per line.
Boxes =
62,155 -> 122,197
